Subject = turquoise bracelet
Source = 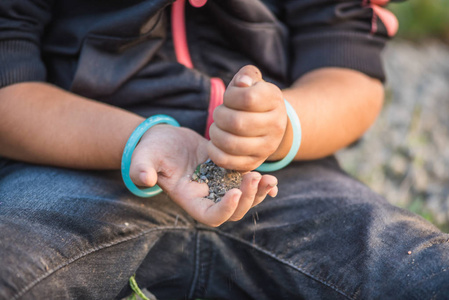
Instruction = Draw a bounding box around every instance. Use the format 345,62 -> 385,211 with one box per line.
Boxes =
256,99 -> 301,172
121,115 -> 180,197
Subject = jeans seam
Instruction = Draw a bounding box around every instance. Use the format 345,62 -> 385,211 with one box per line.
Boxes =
419,235 -> 449,250
188,231 -> 201,298
215,230 -> 354,300
412,268 -> 449,291
203,238 -> 214,298
13,225 -> 191,300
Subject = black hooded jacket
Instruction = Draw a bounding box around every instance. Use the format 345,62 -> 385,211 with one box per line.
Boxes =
0,0 -> 396,133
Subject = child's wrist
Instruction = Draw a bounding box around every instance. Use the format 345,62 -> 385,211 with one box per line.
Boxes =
267,118 -> 293,161
121,114 -> 180,197
256,99 -> 301,172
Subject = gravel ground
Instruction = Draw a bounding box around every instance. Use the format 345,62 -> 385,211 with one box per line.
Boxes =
336,39 -> 449,231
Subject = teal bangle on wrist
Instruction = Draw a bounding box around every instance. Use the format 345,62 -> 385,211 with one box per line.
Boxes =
121,114 -> 180,197
256,99 -> 301,172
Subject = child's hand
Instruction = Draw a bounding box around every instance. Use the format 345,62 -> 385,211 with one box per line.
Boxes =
208,65 -> 287,171
127,124 -> 277,227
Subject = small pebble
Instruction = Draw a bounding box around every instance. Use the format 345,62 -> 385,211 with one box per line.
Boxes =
191,160 -> 242,203
408,251 -> 412,255
200,166 -> 208,175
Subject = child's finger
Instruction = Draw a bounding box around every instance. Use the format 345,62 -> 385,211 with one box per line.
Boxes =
208,124 -> 272,157
228,172 -> 262,221
183,189 -> 242,227
223,81 -> 283,112
267,185 -> 278,198
252,175 -> 278,207
229,65 -> 263,88
213,105 -> 284,137
206,141 -> 262,172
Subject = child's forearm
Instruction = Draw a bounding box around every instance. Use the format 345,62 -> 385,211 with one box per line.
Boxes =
0,82 -> 144,169
270,67 -> 384,161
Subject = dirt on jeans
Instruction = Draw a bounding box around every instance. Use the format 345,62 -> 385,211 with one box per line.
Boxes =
191,159 -> 243,203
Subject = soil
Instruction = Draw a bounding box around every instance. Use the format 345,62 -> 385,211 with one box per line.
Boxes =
191,159 -> 243,203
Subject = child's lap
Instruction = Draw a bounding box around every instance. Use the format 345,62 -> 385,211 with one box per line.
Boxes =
1,157 -> 448,299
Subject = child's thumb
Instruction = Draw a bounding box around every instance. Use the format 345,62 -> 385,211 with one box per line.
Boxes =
232,65 -> 263,88
129,150 -> 158,187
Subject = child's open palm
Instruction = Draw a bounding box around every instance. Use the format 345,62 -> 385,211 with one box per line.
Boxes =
128,124 -> 277,227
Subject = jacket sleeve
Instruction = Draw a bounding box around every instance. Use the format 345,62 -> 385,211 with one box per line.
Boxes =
0,0 -> 54,88
284,0 -> 401,82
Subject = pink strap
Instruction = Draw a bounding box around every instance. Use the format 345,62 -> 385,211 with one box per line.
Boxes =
172,0 -> 223,139
171,0 -> 194,68
370,0 -> 390,5
363,0 -> 398,37
371,4 -> 398,37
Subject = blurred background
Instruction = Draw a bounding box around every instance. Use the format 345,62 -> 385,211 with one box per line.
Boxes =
336,0 -> 449,232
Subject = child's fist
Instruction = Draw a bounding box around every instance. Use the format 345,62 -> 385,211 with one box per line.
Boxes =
208,65 -> 287,171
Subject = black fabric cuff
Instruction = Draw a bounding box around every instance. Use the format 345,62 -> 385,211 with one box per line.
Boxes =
291,31 -> 386,82
0,40 -> 46,88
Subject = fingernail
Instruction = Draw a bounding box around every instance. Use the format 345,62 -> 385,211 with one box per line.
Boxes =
267,187 -> 278,198
252,175 -> 262,187
139,171 -> 148,185
237,75 -> 253,87
231,193 -> 240,203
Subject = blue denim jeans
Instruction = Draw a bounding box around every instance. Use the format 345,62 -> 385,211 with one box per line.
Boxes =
1,157 -> 448,300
